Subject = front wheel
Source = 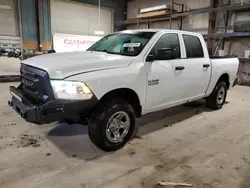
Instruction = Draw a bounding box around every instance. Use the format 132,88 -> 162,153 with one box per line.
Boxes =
88,98 -> 136,151
206,81 -> 227,110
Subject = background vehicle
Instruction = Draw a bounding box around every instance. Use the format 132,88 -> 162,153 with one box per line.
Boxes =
7,48 -> 21,58
7,49 -> 15,58
14,49 -> 21,58
0,48 -> 10,56
8,29 -> 239,151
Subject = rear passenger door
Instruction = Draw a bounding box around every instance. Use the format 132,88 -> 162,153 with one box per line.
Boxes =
180,34 -> 211,99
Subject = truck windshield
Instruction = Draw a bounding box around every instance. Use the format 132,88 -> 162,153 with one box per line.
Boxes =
87,32 -> 156,56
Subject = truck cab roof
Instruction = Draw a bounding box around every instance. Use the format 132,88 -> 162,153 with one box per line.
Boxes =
116,29 -> 203,37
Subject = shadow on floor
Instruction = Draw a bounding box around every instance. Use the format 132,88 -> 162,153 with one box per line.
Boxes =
47,100 -> 229,161
240,156 -> 250,188
48,123 -> 88,136
240,170 -> 250,188
47,123 -> 104,160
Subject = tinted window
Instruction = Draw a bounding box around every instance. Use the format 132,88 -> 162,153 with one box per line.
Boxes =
150,33 -> 180,59
87,32 -> 155,56
183,35 -> 204,58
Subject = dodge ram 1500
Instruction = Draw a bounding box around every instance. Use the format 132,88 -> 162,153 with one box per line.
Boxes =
8,29 -> 239,151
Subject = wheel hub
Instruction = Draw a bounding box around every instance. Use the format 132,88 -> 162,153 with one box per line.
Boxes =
106,111 -> 131,143
217,87 -> 226,105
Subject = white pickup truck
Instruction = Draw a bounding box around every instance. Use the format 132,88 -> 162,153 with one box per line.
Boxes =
8,29 -> 239,151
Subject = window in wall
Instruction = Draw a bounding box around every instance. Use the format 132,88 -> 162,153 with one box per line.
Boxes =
182,34 -> 204,58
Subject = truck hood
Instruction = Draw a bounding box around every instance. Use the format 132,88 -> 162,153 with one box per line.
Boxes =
23,51 -> 133,79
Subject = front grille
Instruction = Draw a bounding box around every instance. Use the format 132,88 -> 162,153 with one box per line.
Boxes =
20,64 -> 54,102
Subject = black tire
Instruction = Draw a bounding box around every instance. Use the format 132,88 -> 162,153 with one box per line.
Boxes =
206,81 -> 227,110
88,98 -> 136,151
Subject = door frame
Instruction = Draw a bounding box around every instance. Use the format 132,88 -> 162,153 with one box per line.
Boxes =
143,31 -> 187,113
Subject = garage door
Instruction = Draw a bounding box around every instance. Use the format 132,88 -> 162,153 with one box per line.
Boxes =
0,0 -> 20,48
51,0 -> 114,36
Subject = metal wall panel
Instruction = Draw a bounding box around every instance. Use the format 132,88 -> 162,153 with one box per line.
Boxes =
20,0 -> 38,41
51,0 -> 114,36
182,13 -> 209,34
40,0 -> 52,42
224,38 -> 250,57
0,0 -> 19,36
151,19 -> 182,30
234,11 -> 250,32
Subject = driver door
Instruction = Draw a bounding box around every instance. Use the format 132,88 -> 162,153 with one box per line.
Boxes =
144,32 -> 187,112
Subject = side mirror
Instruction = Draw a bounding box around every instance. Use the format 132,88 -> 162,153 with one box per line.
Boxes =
156,48 -> 176,60
146,54 -> 155,62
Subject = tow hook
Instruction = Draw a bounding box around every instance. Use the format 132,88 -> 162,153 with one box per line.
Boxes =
8,101 -> 13,106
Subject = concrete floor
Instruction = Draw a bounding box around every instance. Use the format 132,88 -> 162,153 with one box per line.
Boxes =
0,83 -> 250,188
0,57 -> 20,75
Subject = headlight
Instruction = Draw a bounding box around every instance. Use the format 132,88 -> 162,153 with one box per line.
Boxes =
50,80 -> 93,100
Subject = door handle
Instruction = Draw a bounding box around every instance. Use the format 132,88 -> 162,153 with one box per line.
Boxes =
203,64 -> 210,68
175,66 -> 185,70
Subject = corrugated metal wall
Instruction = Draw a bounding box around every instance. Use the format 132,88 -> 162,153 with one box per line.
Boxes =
20,0 -> 38,42
0,0 -> 19,36
0,0 -> 20,49
40,0 -> 52,43
20,0 -> 52,50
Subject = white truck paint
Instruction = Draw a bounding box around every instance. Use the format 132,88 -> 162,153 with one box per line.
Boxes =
9,29 -> 239,151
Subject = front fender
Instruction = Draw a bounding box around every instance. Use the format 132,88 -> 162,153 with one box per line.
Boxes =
65,63 -> 147,113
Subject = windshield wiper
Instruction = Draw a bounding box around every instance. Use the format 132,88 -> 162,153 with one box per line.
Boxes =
101,49 -> 109,53
91,49 -> 134,56
92,49 -> 110,53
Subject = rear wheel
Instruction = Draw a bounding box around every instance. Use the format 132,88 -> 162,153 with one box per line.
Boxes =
88,98 -> 136,151
206,81 -> 227,109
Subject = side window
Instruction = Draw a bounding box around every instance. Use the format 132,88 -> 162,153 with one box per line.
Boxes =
182,35 -> 204,58
150,33 -> 180,59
